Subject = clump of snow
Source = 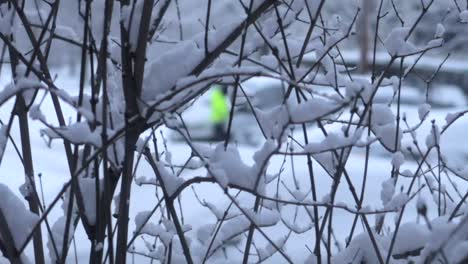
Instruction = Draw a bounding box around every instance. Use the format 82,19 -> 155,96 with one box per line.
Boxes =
368,104 -> 402,151
94,242 -> 103,252
417,216 -> 462,263
312,148 -> 351,177
79,177 -> 101,225
434,23 -> 445,38
207,140 -> 276,192
401,169 -> 413,178
19,181 -> 33,199
0,183 -> 39,249
135,175 -> 157,186
459,10 -> 468,23
384,192 -> 410,210
204,202 -> 239,221
199,207 -> 280,256
444,111 -> 463,127
0,78 -> 44,106
332,232 -> 385,264
289,97 -> 341,123
154,160 -> 184,196
135,137 -> 148,153
371,104 -> 395,126
418,104 -> 431,121
384,27 -> 417,56
134,213 -> 189,247
383,222 -> 430,256
425,123 -> 440,148
345,77 -> 372,102
142,40 -> 204,101
29,104 -> 46,121
186,157 -> 204,169
381,178 -> 395,205
256,105 -> 290,140
375,124 -> 402,151
391,152 -> 405,169
53,122 -> 102,147
389,75 -> 400,93
304,129 -> 363,153
426,38 -> 444,50
257,235 -> 287,262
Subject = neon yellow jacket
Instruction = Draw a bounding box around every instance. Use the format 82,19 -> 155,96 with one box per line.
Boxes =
210,86 -> 229,124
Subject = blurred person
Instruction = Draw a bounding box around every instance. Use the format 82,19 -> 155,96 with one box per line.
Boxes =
210,84 -> 229,140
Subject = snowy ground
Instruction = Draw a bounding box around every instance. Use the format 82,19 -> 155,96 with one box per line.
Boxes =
0,66 -> 467,263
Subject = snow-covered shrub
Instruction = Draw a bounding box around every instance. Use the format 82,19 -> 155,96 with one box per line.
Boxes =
0,0 -> 467,263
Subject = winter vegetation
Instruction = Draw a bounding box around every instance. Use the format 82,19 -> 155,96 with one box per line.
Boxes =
0,0 -> 468,263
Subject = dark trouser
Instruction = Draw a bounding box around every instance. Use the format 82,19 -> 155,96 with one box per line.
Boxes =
213,123 -> 226,140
